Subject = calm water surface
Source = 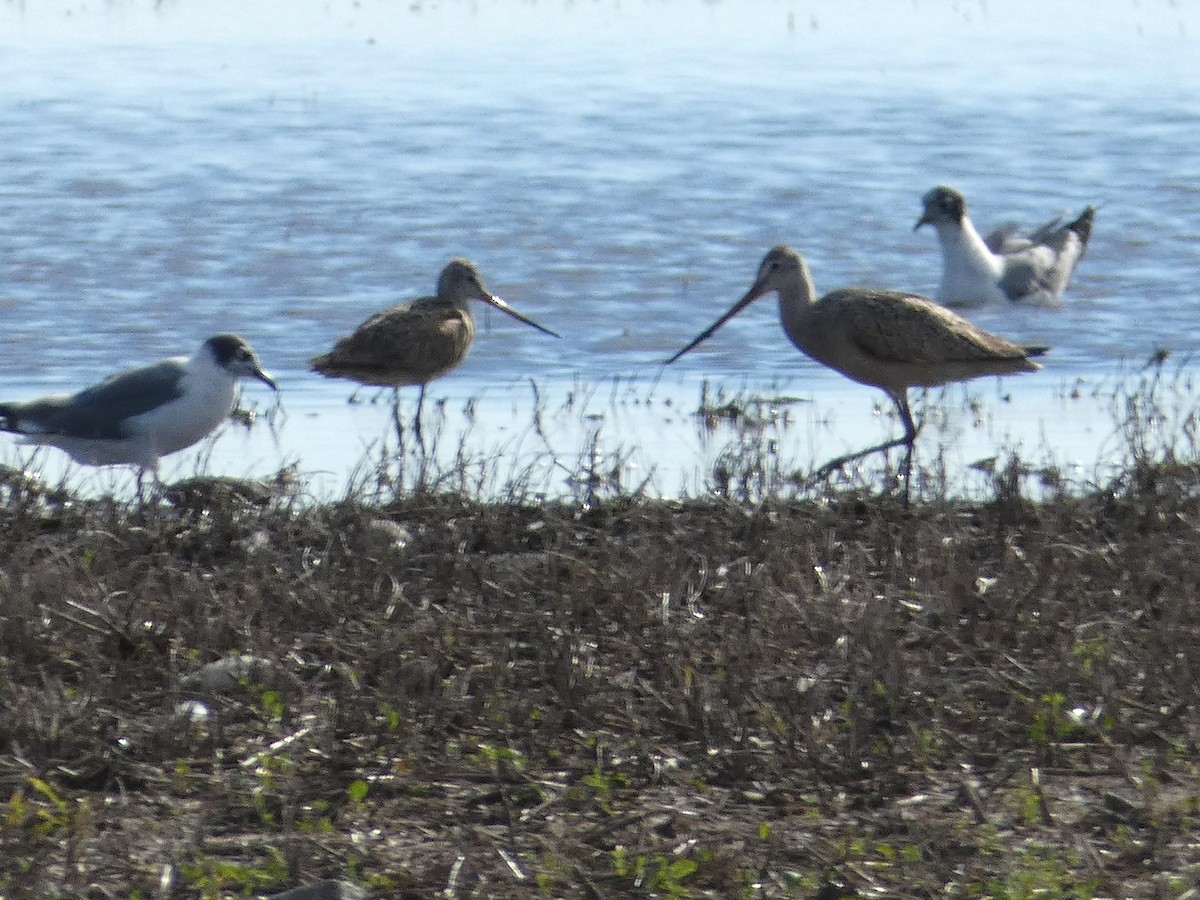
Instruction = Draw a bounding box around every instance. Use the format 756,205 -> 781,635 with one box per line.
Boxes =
1,1 -> 1197,495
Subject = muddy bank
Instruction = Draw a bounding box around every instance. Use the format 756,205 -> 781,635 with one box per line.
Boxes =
1,463 -> 1198,897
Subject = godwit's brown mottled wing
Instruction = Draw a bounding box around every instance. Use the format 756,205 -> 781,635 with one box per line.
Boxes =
819,288 -> 1041,366
804,287 -> 1042,395
310,296 -> 475,388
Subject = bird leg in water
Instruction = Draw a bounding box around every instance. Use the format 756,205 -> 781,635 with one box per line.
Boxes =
892,391 -> 919,445
134,466 -> 164,508
388,385 -> 427,453
898,439 -> 915,507
894,391 -> 918,505
807,392 -> 919,497
809,433 -> 912,482
412,384 -> 427,451
388,387 -> 404,453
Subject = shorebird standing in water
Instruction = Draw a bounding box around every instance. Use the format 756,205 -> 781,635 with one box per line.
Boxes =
916,184 -> 1095,306
667,244 -> 1047,491
0,334 -> 277,492
310,258 -> 560,445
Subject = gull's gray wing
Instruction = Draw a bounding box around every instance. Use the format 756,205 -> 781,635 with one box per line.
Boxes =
997,255 -> 1046,301
1023,213 -> 1070,246
998,244 -> 1073,302
983,221 -> 1030,255
984,214 -> 1068,255
14,359 -> 187,440
999,229 -> 1090,301
997,207 -> 1094,302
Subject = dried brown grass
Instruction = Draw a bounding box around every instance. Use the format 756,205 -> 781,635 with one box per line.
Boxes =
2,375 -> 1200,898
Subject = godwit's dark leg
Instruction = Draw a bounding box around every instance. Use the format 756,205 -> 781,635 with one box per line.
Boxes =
893,391 -> 917,506
413,383 -> 427,450
894,390 -> 921,443
807,389 -> 916,489
390,387 -> 404,448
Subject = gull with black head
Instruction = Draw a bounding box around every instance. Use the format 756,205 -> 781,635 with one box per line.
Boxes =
311,258 -> 560,445
0,334 -> 277,488
667,245 -> 1048,492
916,185 -> 1095,306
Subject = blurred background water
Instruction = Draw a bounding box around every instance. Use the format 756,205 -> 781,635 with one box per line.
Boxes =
1,0 -> 1197,496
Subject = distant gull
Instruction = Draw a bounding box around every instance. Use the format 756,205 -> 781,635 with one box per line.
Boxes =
915,185 -> 1095,306
0,334 -> 277,477
311,258 -> 560,444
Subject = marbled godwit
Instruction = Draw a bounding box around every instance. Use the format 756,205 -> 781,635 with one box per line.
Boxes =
0,334 -> 276,477
916,185 -> 1095,306
667,244 -> 1047,481
310,258 -> 559,443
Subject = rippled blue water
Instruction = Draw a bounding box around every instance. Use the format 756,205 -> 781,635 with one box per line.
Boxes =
1,0 -> 1198,494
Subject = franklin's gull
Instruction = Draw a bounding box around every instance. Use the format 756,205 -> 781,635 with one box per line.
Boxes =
0,334 -> 277,471
916,185 -> 1095,306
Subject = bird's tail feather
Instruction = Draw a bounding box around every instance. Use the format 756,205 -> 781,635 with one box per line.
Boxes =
1068,207 -> 1096,246
0,402 -> 18,433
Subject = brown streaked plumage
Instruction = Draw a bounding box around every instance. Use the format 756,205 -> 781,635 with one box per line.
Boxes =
667,244 -> 1047,481
311,258 -> 559,440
